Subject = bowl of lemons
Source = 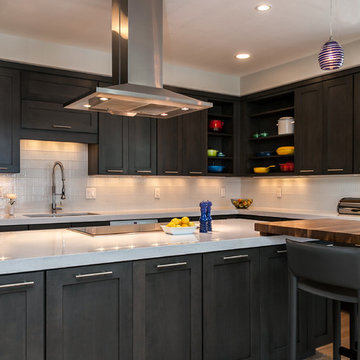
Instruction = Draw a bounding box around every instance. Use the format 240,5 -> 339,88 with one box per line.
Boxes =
161,217 -> 197,235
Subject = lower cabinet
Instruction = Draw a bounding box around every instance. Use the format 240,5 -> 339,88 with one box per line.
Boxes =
46,263 -> 132,360
133,255 -> 202,360
203,248 -> 260,360
0,272 -> 44,360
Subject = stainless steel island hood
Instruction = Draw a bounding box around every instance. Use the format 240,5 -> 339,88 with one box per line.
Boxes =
65,0 -> 212,118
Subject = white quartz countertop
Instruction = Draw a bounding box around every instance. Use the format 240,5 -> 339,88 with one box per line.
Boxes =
0,219 -> 313,275
0,205 -> 358,226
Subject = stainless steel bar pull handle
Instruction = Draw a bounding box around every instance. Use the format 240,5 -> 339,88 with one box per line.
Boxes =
276,250 -> 287,254
299,169 -> 314,173
189,171 -> 203,175
164,171 -> 179,174
136,170 -> 152,173
0,281 -> 35,289
107,169 -> 124,173
0,167 -> 8,170
223,254 -> 249,260
52,124 -> 72,129
157,262 -> 187,269
75,271 -> 113,279
327,168 -> 344,172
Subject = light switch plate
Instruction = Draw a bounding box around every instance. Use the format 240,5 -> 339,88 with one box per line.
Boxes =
86,187 -> 96,200
276,187 -> 282,199
154,187 -> 160,199
220,187 -> 226,198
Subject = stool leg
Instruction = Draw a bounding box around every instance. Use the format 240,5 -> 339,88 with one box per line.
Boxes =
357,293 -> 360,360
350,303 -> 357,352
289,271 -> 297,360
333,300 -> 341,360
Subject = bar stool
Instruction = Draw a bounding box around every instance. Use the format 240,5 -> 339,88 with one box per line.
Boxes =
286,239 -> 360,360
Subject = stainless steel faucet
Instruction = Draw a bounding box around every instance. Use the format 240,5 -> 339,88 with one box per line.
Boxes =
52,161 -> 66,214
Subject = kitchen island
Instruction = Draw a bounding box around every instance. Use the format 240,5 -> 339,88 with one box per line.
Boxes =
0,219 -> 331,360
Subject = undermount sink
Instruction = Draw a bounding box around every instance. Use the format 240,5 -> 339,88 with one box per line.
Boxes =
24,212 -> 99,218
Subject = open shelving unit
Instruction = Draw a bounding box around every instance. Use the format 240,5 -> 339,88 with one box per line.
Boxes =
207,99 -> 235,175
243,91 -> 296,176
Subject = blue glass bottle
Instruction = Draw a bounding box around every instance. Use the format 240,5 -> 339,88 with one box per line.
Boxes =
199,201 -> 208,233
206,200 -> 213,232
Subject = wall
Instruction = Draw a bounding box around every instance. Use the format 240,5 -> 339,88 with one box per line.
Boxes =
241,176 -> 360,214
0,140 -> 241,215
0,32 -> 240,96
240,38 -> 360,96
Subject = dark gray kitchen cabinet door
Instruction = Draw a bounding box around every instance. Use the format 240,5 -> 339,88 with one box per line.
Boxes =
133,255 -> 202,360
88,113 -> 129,175
323,75 -> 353,174
157,116 -> 183,175
259,245 -> 307,360
0,68 -> 20,173
203,249 -> 260,360
128,117 -> 157,175
295,83 -> 323,175
21,71 -> 98,134
46,263 -> 132,360
354,73 -> 360,173
182,111 -> 207,176
0,272 -> 44,360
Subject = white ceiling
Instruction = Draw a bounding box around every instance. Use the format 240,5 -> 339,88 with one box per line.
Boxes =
0,0 -> 359,76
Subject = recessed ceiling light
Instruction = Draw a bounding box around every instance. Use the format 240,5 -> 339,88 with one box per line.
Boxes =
99,97 -> 109,101
160,113 -> 168,116
255,4 -> 271,11
181,107 -> 190,111
235,53 -> 251,60
83,104 -> 91,108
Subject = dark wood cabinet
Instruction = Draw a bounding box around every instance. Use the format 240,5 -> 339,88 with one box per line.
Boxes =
133,255 -> 202,360
21,71 -> 98,141
182,111 -> 207,176
46,263 -> 132,360
128,117 -> 157,175
295,83 -> 323,175
354,73 -> 360,173
157,116 -> 183,175
0,68 -> 20,173
89,113 -> 129,175
203,249 -> 260,360
259,245 -> 307,359
0,272 -> 44,360
323,75 -> 353,174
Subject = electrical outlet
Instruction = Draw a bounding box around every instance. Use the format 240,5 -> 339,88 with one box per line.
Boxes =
86,187 -> 96,200
276,187 -> 282,199
154,187 -> 160,199
220,187 -> 226,198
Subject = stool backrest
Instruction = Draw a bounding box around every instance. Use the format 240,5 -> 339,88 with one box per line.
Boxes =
286,239 -> 360,290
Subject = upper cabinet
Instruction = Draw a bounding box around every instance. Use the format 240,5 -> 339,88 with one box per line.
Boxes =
354,73 -> 360,173
21,71 -> 98,143
323,75 -> 353,174
295,83 -> 323,175
89,113 -> 129,175
0,68 -> 20,173
128,117 -> 157,175
182,111 -> 208,176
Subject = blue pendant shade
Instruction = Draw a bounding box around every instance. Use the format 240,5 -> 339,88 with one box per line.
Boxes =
318,37 -> 344,70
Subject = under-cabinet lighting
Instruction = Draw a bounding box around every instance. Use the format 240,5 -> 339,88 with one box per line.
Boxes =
255,4 -> 272,11
181,107 -> 190,111
99,97 -> 109,101
235,53 -> 251,60
160,113 -> 168,116
83,104 -> 91,108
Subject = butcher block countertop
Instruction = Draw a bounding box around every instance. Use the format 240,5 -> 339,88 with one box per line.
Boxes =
255,218 -> 360,245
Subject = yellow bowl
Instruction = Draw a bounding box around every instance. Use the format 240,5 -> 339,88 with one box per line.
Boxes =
276,146 -> 294,156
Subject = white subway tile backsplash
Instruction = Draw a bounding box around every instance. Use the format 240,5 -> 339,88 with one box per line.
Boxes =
0,140 -> 241,214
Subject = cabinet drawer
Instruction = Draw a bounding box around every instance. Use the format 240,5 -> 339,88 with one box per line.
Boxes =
22,71 -> 96,103
22,100 -> 98,133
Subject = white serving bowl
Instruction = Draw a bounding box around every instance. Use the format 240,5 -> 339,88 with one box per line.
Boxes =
161,225 -> 197,235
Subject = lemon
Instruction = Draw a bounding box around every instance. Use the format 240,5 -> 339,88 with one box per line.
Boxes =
181,216 -> 190,224
188,221 -> 195,227
171,218 -> 182,225
167,222 -> 176,227
175,225 -> 181,227
181,224 -> 188,227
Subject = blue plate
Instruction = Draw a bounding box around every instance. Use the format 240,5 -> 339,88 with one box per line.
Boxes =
208,165 -> 225,173
256,151 -> 273,157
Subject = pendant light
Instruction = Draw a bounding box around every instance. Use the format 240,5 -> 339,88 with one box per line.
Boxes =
318,0 -> 344,70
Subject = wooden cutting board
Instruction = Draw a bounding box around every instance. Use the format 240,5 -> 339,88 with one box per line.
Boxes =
254,218 -> 360,245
